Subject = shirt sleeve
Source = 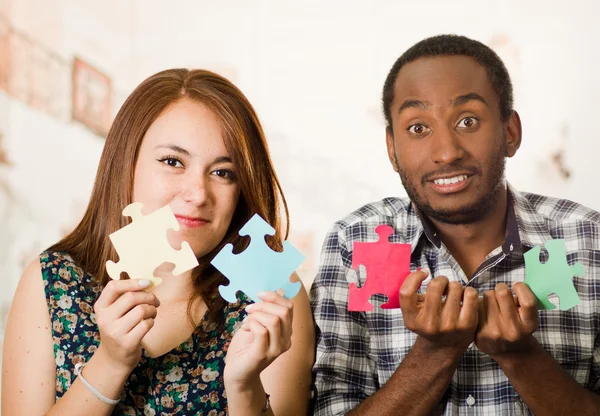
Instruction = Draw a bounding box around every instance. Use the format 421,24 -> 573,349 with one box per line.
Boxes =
310,222 -> 379,415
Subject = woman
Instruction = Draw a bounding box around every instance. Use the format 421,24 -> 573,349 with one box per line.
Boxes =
2,69 -> 314,415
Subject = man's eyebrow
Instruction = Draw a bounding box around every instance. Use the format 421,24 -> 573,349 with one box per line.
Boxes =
453,93 -> 488,107
398,99 -> 430,116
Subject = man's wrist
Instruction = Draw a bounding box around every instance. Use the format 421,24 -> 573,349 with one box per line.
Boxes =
490,335 -> 543,369
413,336 -> 470,365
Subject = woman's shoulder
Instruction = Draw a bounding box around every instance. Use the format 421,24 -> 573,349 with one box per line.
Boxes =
39,251 -> 99,306
39,251 -> 90,284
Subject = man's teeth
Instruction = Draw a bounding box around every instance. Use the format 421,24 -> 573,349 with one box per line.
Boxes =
433,175 -> 468,185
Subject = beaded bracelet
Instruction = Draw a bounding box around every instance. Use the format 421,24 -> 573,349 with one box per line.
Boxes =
74,362 -> 120,405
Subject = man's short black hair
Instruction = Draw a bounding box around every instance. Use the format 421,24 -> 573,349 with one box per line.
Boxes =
382,34 -> 514,131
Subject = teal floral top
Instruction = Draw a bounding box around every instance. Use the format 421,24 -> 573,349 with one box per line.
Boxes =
41,251 -> 251,416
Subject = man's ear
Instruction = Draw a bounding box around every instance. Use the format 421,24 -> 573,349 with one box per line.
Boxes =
505,110 -> 522,158
386,127 -> 399,172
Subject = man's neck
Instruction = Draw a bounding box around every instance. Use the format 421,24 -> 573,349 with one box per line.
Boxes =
428,187 -> 508,278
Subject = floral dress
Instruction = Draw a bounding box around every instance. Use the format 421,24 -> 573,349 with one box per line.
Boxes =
41,251 -> 251,416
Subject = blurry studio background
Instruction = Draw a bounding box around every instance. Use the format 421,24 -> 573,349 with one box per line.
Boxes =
1,0 -> 600,392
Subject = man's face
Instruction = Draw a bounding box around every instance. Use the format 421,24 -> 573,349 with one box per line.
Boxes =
386,55 -> 520,224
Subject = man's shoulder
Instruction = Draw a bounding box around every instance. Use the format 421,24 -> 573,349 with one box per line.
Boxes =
518,191 -> 600,224
515,189 -> 600,249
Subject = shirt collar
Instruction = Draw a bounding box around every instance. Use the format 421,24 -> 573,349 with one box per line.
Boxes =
409,185 -> 524,254
508,183 -> 554,249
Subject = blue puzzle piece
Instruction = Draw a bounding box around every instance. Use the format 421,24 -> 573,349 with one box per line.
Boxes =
211,214 -> 304,303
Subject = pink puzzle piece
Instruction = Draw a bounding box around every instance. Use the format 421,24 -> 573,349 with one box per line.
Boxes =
348,225 -> 411,311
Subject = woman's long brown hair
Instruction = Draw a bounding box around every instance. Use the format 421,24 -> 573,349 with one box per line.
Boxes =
49,69 -> 289,327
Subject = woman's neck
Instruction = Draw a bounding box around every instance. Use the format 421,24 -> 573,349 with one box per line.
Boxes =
149,264 -> 196,304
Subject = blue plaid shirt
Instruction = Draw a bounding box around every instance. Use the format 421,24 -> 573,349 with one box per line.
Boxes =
310,184 -> 600,415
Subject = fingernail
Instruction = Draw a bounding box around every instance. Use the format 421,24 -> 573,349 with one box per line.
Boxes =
138,279 -> 150,287
245,304 -> 254,312
257,291 -> 268,298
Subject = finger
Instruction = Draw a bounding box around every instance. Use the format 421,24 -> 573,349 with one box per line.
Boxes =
256,291 -> 294,308
243,318 -> 269,356
399,270 -> 429,312
476,295 -> 486,331
494,283 -> 520,324
94,279 -> 153,310
109,291 -> 161,320
246,301 -> 293,328
255,291 -> 294,323
482,289 -> 500,326
513,282 -> 539,327
459,287 -> 479,330
119,304 -> 158,334
442,281 -> 463,326
125,317 -> 155,347
245,311 -> 285,354
423,276 -> 449,312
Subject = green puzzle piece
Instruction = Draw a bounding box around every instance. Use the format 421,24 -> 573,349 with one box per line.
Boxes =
524,239 -> 583,311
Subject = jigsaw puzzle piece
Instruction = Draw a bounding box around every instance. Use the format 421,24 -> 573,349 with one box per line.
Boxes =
524,239 -> 583,311
106,203 -> 198,288
170,241 -> 199,275
267,240 -> 303,298
122,202 -> 145,221
348,282 -> 375,312
212,214 -> 304,303
348,225 -> 412,312
239,213 -> 276,239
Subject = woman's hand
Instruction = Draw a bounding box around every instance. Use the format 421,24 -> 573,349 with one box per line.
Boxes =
224,290 -> 294,389
93,279 -> 160,374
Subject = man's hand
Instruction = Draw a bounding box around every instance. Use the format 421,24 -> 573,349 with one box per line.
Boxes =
475,282 -> 539,358
400,271 -> 479,354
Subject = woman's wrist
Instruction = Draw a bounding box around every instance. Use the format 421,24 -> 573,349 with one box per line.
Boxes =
224,373 -> 270,414
93,344 -> 137,378
224,370 -> 261,392
85,345 -> 133,393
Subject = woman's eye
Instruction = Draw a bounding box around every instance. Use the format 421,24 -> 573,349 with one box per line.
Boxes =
158,157 -> 184,168
212,169 -> 236,180
407,124 -> 430,135
457,117 -> 478,129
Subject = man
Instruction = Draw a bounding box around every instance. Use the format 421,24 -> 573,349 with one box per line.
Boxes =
310,34 -> 600,415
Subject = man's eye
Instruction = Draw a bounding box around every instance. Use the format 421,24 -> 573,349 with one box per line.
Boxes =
408,124 -> 429,135
457,117 -> 478,129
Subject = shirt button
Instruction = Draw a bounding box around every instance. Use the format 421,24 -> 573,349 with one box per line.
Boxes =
466,395 -> 476,407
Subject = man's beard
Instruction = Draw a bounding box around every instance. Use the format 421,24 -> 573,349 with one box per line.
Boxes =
396,144 -> 507,225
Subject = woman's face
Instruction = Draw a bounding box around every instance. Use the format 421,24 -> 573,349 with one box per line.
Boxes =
132,98 -> 241,259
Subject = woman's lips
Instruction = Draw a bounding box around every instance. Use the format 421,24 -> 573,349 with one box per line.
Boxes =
174,215 -> 209,228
